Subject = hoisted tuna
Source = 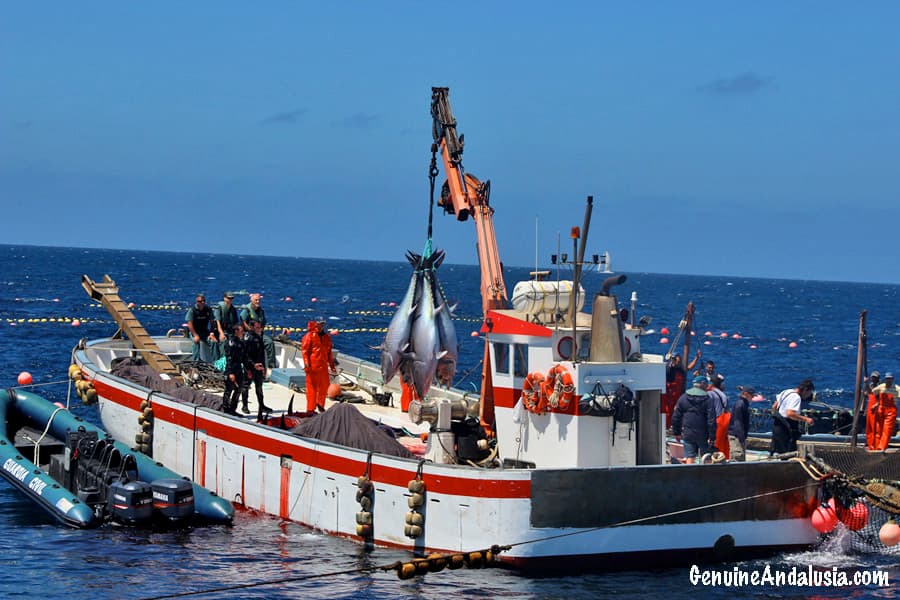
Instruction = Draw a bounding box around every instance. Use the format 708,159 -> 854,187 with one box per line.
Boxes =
380,248 -> 457,398
380,264 -> 421,383
403,264 -> 444,398
430,269 -> 458,387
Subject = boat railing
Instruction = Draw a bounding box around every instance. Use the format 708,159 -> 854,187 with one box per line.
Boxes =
84,339 -> 191,372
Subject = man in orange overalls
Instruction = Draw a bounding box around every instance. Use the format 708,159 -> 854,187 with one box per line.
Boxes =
302,318 -> 337,413
872,372 -> 900,451
865,371 -> 881,450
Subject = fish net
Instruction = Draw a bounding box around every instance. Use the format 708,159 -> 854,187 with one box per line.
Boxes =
806,445 -> 900,555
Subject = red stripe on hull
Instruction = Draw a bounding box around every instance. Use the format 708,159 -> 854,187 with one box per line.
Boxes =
97,377 -> 531,499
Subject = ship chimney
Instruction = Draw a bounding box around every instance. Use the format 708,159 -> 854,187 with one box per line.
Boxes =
589,275 -> 627,362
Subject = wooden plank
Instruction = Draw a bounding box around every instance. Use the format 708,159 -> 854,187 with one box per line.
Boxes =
81,274 -> 183,381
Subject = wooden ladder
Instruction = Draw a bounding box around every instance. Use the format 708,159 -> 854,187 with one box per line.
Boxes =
81,274 -> 183,381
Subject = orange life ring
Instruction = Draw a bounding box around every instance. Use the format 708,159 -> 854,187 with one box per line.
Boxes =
544,364 -> 575,410
522,372 -> 547,414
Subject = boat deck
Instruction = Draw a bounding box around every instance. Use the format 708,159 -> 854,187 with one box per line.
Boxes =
227,366 -> 431,436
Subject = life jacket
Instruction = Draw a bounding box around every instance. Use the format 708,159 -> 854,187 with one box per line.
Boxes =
188,304 -> 214,337
216,301 -> 239,329
243,303 -> 266,327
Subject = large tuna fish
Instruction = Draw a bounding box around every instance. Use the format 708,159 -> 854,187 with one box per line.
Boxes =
407,265 -> 445,398
430,271 -> 458,387
381,248 -> 456,397
380,262 -> 421,383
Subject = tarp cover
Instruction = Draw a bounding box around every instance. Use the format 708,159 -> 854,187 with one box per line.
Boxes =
291,403 -> 415,459
111,358 -> 223,410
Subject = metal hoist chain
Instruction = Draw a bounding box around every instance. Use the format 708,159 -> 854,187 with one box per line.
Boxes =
427,143 -> 439,242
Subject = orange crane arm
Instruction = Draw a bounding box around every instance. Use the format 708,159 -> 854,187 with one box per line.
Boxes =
431,87 -> 508,316
431,87 -> 507,433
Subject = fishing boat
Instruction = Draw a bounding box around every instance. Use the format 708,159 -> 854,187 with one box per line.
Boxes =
0,387 -> 234,528
67,88 -> 899,571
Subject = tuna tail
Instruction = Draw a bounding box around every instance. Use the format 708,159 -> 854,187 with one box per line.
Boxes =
405,248 -> 445,270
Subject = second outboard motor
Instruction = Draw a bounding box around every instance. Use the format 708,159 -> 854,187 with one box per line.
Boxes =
152,479 -> 195,522
108,479 -> 153,525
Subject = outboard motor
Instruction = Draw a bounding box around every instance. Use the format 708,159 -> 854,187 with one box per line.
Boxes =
589,274 -> 628,362
151,479 -> 195,522
108,479 -> 153,525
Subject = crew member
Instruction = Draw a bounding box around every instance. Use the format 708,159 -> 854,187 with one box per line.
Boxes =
865,371 -> 882,450
214,291 -> 240,361
222,323 -> 247,415
671,376 -> 717,464
241,320 -> 270,415
241,293 -> 277,370
661,351 -> 700,429
185,294 -> 216,362
871,372 -> 899,451
707,374 -> 731,460
728,386 -> 753,461
302,317 -> 337,413
771,379 -> 815,454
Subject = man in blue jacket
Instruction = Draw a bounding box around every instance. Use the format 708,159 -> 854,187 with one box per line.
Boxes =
671,376 -> 717,463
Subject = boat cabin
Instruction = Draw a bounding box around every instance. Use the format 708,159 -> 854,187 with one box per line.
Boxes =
488,279 -> 665,471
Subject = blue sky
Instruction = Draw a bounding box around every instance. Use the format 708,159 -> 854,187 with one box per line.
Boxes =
2,3 -> 898,283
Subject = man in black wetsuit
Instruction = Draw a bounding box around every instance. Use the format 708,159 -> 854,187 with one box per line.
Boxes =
222,322 -> 247,415
241,320 -> 270,414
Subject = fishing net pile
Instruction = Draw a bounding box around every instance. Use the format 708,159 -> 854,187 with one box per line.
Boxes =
110,357 -> 224,410
290,403 -> 415,459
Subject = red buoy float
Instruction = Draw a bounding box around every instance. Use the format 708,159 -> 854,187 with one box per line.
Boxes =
810,504 -> 838,533
660,327 -> 670,335
831,498 -> 869,531
842,502 -> 869,531
17,372 -> 32,386
327,383 -> 342,399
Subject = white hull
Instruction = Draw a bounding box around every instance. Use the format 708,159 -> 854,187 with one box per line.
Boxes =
74,336 -> 821,570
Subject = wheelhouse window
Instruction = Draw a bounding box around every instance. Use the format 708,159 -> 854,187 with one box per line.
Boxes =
513,344 -> 528,377
493,342 -> 510,374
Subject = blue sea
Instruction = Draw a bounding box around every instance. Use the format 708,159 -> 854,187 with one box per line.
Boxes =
1,244 -> 898,599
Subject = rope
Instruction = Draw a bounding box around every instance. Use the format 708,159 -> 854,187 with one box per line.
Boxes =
10,379 -> 69,390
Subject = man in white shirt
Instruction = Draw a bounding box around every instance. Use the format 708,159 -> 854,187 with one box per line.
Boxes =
771,379 -> 815,454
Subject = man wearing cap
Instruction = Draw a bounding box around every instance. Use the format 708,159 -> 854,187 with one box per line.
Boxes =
871,372 -> 900,451
214,292 -> 240,362
864,371 -> 882,450
241,293 -> 277,370
302,318 -> 337,413
728,386 -> 753,461
771,379 -> 815,454
185,294 -> 216,363
671,376 -> 717,464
